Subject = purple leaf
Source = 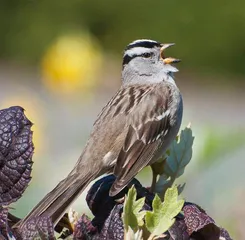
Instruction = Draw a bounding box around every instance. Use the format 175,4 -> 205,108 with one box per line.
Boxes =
220,228 -> 232,240
183,203 -> 220,239
95,204 -> 124,240
73,214 -> 97,240
0,206 -> 8,237
0,106 -> 34,205
168,219 -> 189,240
0,207 -> 20,239
20,215 -> 55,240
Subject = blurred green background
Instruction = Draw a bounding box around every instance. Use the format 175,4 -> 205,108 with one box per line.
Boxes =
1,0 -> 245,238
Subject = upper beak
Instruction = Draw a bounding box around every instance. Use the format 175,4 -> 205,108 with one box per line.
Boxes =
160,43 -> 181,64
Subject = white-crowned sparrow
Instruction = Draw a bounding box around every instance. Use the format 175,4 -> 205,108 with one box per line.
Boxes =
18,39 -> 183,227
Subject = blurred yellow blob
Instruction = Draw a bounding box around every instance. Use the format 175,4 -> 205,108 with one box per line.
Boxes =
0,95 -> 44,154
42,33 -> 103,95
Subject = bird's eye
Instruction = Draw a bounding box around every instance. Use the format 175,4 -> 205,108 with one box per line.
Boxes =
141,52 -> 152,58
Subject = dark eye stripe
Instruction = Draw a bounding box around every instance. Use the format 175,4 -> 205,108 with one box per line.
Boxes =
122,54 -> 136,66
122,52 -> 153,66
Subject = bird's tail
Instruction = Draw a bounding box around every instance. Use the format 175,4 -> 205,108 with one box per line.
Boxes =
16,171 -> 96,229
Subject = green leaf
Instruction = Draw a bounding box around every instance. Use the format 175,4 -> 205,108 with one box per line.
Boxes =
124,227 -> 143,240
145,186 -> 184,238
155,124 -> 194,197
123,185 -> 146,232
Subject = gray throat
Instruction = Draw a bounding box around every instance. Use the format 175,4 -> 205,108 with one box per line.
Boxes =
121,67 -> 176,86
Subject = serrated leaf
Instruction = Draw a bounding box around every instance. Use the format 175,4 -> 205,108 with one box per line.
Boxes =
155,125 -> 194,197
123,185 -> 146,233
145,186 -> 184,238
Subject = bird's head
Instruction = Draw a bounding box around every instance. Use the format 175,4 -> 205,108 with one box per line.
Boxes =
122,39 -> 180,85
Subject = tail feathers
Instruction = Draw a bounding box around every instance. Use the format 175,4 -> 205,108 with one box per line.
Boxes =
17,172 -> 95,228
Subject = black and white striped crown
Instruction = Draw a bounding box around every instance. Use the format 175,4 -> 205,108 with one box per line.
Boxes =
123,39 -> 162,66
125,39 -> 161,51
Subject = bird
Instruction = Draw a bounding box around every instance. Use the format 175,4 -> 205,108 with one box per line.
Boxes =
17,39 -> 183,228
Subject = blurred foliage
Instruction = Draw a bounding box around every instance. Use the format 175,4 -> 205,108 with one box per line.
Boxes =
42,33 -> 102,95
198,128 -> 245,167
0,0 -> 245,77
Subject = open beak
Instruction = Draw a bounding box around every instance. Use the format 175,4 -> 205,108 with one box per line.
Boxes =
160,43 -> 181,64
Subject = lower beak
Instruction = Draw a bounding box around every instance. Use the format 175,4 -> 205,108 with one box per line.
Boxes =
163,57 -> 181,64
